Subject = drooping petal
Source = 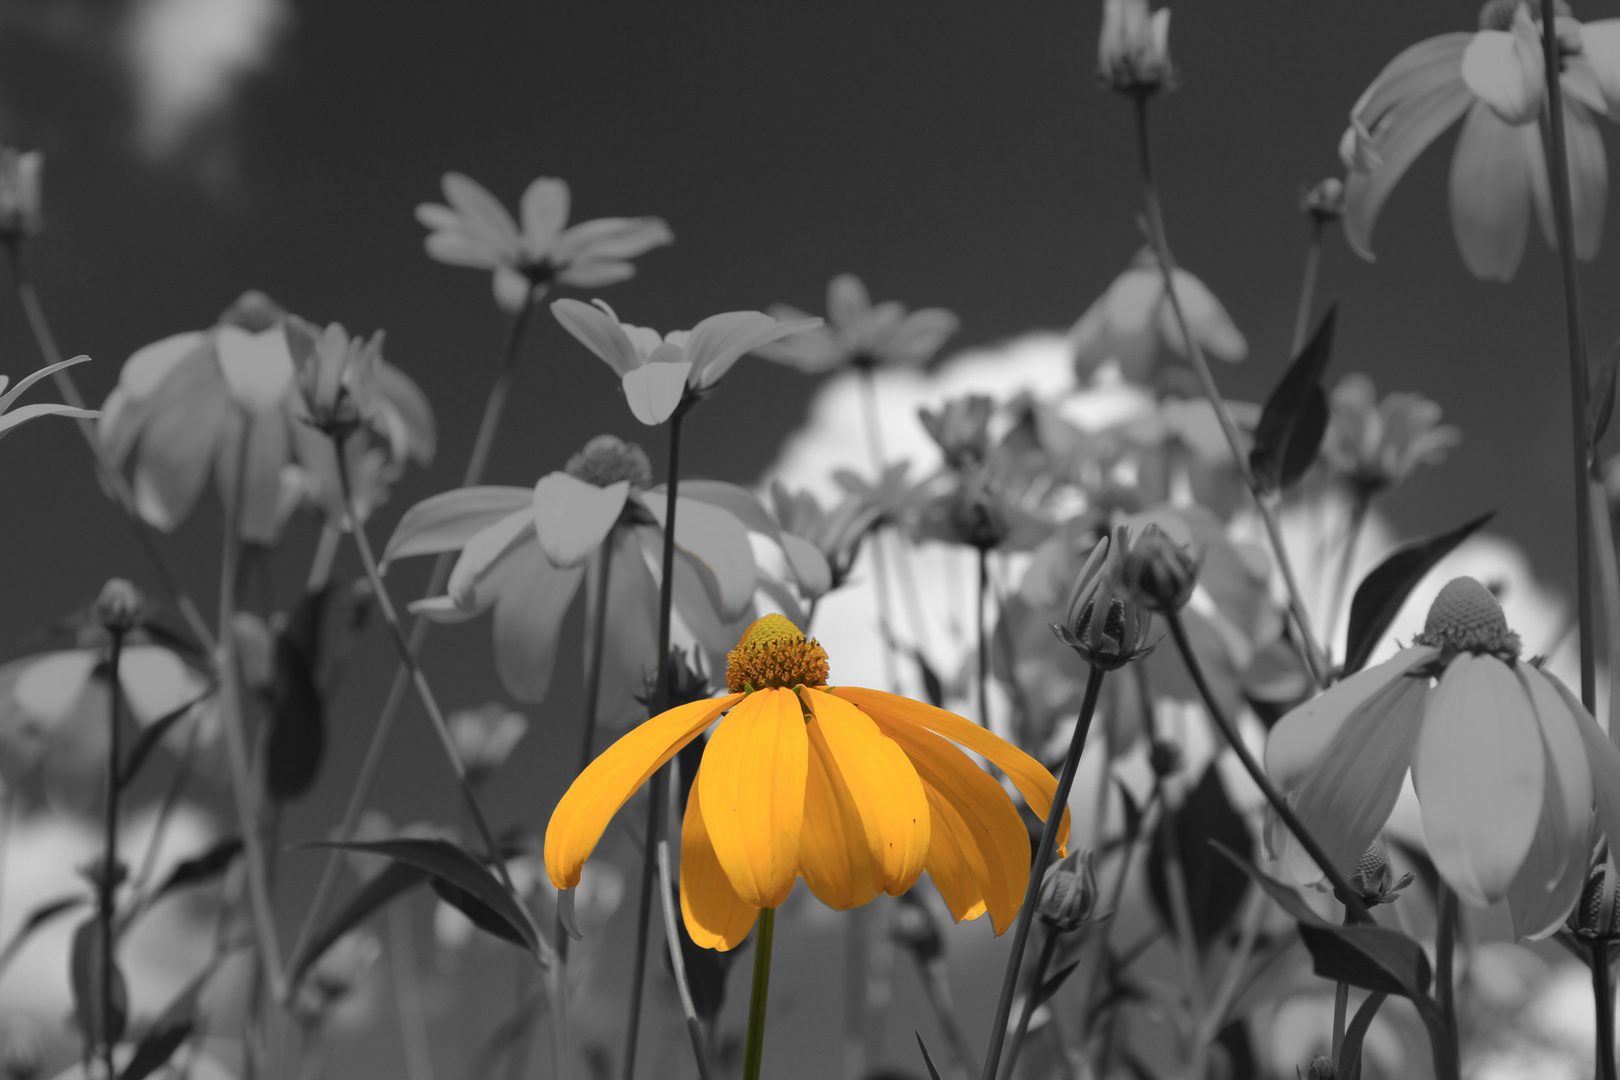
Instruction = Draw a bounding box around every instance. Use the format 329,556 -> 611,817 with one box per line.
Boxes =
131,377 -> 230,532
1414,655 -> 1544,907
682,312 -> 823,391
697,688 -> 809,908
519,177 -> 570,259
1562,100 -> 1608,262
1461,19 -> 1545,126
920,786 -> 992,926
801,688 -> 930,895
118,646 -> 204,724
1266,648 -> 1437,790
621,362 -> 691,426
600,526 -> 663,724
1580,19 -> 1620,115
677,480 -> 782,543
544,693 -> 743,889
782,534 -> 833,599
440,172 -> 520,262
830,687 -> 1070,852
229,409 -> 294,544
554,217 -> 673,264
13,651 -> 96,725
382,486 -> 533,567
492,543 -> 586,703
1542,672 -> 1620,864
118,333 -> 208,401
0,402 -> 97,439
1076,268 -> 1160,380
215,325 -> 296,415
493,266 -> 532,314
1157,268 -> 1247,363
672,546 -> 755,661
443,510 -> 536,612
551,299 -> 646,376
826,274 -> 871,332
797,727 -> 878,911
1449,101 -> 1542,281
1285,668 -> 1429,885
531,474 -> 629,567
640,493 -> 756,618
681,769 -> 761,950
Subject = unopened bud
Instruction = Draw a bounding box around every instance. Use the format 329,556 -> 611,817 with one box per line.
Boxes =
919,395 -> 995,474
565,434 -> 654,489
1301,178 -> 1346,224
1098,0 -> 1175,98
95,579 -> 146,635
1337,839 -> 1412,906
1038,849 -> 1099,933
1569,865 -> 1620,939
1051,529 -> 1155,670
219,289 -> 286,332
1301,1055 -> 1336,1080
891,891 -> 943,964
1121,523 -> 1198,613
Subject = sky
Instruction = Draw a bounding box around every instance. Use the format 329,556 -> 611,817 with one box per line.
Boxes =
0,0 -> 1617,1075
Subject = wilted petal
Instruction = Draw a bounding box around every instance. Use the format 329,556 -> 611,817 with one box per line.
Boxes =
622,361 -> 691,425
1461,20 -> 1545,126
1449,101 -> 1542,282
493,543 -> 586,703
531,473 -> 629,567
119,332 -> 208,401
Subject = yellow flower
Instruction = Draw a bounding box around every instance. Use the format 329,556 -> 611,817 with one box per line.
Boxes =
543,614 -> 1070,950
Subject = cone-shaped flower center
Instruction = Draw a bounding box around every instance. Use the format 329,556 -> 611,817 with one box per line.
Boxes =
725,613 -> 829,692
564,434 -> 653,489
1413,576 -> 1522,660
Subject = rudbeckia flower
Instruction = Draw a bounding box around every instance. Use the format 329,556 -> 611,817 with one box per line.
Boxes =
1340,0 -> 1620,281
416,173 -> 673,314
386,435 -> 758,715
543,614 -> 1071,949
1069,249 -> 1247,383
752,273 -> 960,374
1322,374 -> 1460,495
1265,576 -> 1620,938
551,299 -> 821,426
99,294 -> 433,543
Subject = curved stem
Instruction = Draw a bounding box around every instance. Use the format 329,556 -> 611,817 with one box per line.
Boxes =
981,664 -> 1106,1080
284,307 -> 530,986
1593,939 -> 1617,1080
1004,926 -> 1060,1078
742,906 -> 778,1080
1132,98 -> 1327,688
623,410 -> 686,1080
1163,611 -> 1369,921
1537,0 -> 1598,712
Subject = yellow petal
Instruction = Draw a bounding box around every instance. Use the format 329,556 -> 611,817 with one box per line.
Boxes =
698,688 -> 809,908
544,693 -> 742,889
798,723 -> 878,910
800,688 -> 929,895
831,687 -> 1069,855
681,765 -> 760,951
875,718 -> 1025,934
921,785 -> 992,927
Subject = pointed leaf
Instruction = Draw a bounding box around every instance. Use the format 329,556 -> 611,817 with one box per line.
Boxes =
150,838 -> 243,902
286,860 -> 427,992
1033,958 -> 1082,1009
1249,306 -> 1337,494
118,694 -> 207,789
0,894 -> 87,977
429,877 -> 526,947
916,1033 -> 945,1080
1338,990 -> 1389,1080
1277,385 -> 1330,491
1146,765 -> 1252,953
1343,511 -> 1493,675
117,964 -> 213,1080
70,917 -> 128,1050
265,632 -> 325,801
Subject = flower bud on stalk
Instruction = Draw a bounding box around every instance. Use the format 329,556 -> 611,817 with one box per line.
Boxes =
95,579 -> 147,636
291,319 -> 383,440
1301,178 -> 1346,225
1121,523 -> 1199,613
1098,0 -> 1175,99
1300,1055 -> 1336,1080
1038,849 -> 1099,933
1051,531 -> 1155,670
1335,839 -> 1412,907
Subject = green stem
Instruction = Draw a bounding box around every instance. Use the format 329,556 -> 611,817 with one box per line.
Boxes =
916,954 -> 976,1080
97,629 -> 125,1077
1537,0 -> 1598,713
1436,886 -> 1459,1069
1132,97 -> 1328,688
981,664 -> 1106,1080
1593,939 -> 1617,1080
1163,611 -> 1369,921
742,906 -> 778,1080
655,763 -> 715,1080
558,542 -> 613,961
1004,926 -> 1061,1079
977,546 -> 991,728
1330,910 -> 1353,1069
283,306 -> 530,991
1290,220 -> 1325,359
623,409 -> 686,1080
385,901 -> 435,1080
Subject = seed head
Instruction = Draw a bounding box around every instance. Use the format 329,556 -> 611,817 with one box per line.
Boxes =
1569,865 -> 1620,939
565,434 -> 654,489
1413,577 -> 1521,661
725,614 -> 829,692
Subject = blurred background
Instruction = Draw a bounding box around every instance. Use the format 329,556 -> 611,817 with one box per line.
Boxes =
0,0 -> 1614,1077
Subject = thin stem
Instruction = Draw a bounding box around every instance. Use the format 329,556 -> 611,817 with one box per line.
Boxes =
977,546 -> 991,729
1158,799 -> 1207,1075
4,243 -> 215,650
124,716 -> 203,920
97,630 -> 125,1079
1592,939 -> 1617,1080
558,543 -> 613,960
742,906 -> 777,1080
858,365 -> 888,471
1132,98 -> 1328,688
1004,927 -> 1061,1079
1290,220 -> 1325,359
1436,886 -> 1459,1069
386,901 -> 435,1080
623,410 -> 686,1080
916,955 -> 976,1080
656,764 -> 715,1080
1325,491 -> 1370,653
1163,611 -> 1369,921
284,307 -> 531,977
1537,0 -> 1598,713
981,664 -> 1106,1080
1330,909 -> 1353,1068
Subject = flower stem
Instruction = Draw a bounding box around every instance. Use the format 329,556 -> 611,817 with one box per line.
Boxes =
1436,885 -> 1459,1066
981,664 -> 1106,1080
977,546 -> 991,728
1163,611 -> 1369,921
1537,0 -> 1599,713
1592,939 -> 1617,1080
1291,219 -> 1326,359
3,243 -> 215,651
623,409 -> 686,1080
284,305 -> 530,990
97,628 -> 126,1079
915,953 -> 976,1080
1325,491 -> 1369,654
1004,926 -> 1061,1078
1330,909 -> 1353,1069
742,906 -> 778,1080
656,760 -> 715,1080
385,900 -> 435,1080
1131,97 -> 1328,688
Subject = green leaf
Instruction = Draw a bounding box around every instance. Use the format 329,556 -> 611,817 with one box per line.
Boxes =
70,917 -> 128,1051
150,838 -> 242,902
0,894 -> 86,978
286,861 -> 426,993
915,1033 -> 945,1080
1147,765 -> 1252,952
1033,958 -> 1081,1010
118,694 -> 206,790
1338,990 -> 1389,1080
1249,306 -> 1337,494
118,964 -> 213,1080
1342,511 -> 1492,675
1593,337 -> 1620,447
265,587 -> 331,802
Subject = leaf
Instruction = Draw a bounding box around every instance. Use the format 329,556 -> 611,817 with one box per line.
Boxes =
118,694 -> 206,790
1146,765 -> 1252,953
0,894 -> 87,977
429,878 -> 526,947
1033,958 -> 1081,1010
1338,990 -> 1389,1080
1593,337 -> 1620,447
118,965 -> 213,1080
265,588 -> 330,802
287,859 -> 426,994
70,917 -> 128,1051
912,649 -> 945,709
150,838 -> 243,902
303,838 -> 544,964
915,1033 -> 945,1080
1342,510 -> 1493,675
1249,306 -> 1337,494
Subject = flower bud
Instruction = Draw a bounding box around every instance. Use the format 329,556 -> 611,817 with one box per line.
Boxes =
292,320 -> 383,438
1569,865 -> 1620,939
919,395 -> 995,474
1098,0 -> 1175,99
1337,839 -> 1412,906
0,147 -> 43,242
1301,1055 -> 1336,1080
95,578 -> 147,635
1301,178 -> 1346,224
449,703 -> 529,784
891,891 -> 943,964
1038,849 -> 1099,933
1121,523 -> 1198,613
1051,530 -> 1155,670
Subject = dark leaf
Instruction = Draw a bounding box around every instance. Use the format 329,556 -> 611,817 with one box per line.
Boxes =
1249,306 -> 1337,494
915,1033 -> 945,1080
303,837 -> 543,964
283,583 -> 334,663
1147,765 -> 1252,952
118,695 -> 207,790
70,917 -> 127,1050
1343,511 -> 1493,675
1277,385 -> 1330,492
265,634 -> 325,802
1593,337 -> 1620,447
1215,1019 -> 1256,1080
1389,838 -> 1439,908
1338,990 -> 1389,1080
286,861 -> 426,992
912,649 -> 945,709
150,838 -> 242,902
1033,958 -> 1081,1010
0,894 -> 87,976
1102,779 -> 1144,859
118,965 -> 212,1080
430,878 -> 525,947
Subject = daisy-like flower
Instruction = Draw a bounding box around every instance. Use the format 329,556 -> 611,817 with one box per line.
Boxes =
0,143 -> 43,241
1322,374 -> 1461,495
1069,249 -> 1247,383
386,435 -> 758,714
416,173 -> 673,313
99,295 -> 433,543
1265,576 -> 1620,938
551,299 -> 821,426
544,614 -> 1070,949
767,482 -> 880,605
752,274 -> 960,374
1340,0 -> 1620,281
